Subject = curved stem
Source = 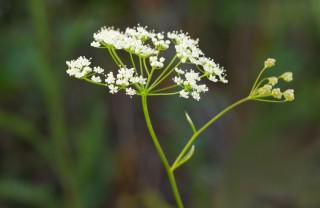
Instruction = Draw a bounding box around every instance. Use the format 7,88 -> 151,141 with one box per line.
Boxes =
141,95 -> 184,208
252,98 -> 287,103
172,97 -> 251,170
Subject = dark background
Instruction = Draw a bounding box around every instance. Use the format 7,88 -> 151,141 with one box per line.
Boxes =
0,0 -> 320,207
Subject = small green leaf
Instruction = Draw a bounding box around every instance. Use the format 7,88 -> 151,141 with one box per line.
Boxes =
175,145 -> 195,169
185,111 -> 196,133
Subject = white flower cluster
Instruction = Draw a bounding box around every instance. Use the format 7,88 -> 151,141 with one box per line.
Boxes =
91,25 -> 172,57
68,25 -> 229,100
104,67 -> 146,97
168,31 -> 227,84
66,56 -> 94,78
173,68 -> 208,101
149,56 -> 165,68
67,56 -> 146,98
91,25 -> 227,82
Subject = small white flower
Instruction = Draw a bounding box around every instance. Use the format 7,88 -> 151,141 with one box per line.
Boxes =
149,56 -> 165,68
173,76 -> 183,85
208,75 -> 218,82
91,75 -> 101,83
179,90 -> 189,99
93,66 -> 104,74
195,84 -> 208,93
130,76 -> 146,85
191,91 -> 200,101
108,84 -> 119,94
126,87 -> 136,97
175,68 -> 185,74
105,72 -> 115,84
91,41 -> 101,47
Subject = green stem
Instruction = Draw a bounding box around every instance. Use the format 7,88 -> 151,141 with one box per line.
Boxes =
141,95 -> 184,208
111,49 -> 125,67
108,48 -> 120,67
148,92 -> 180,96
139,56 -> 143,77
83,77 -> 107,87
150,85 -> 179,93
252,98 -> 287,103
149,61 -> 182,91
251,78 -> 269,93
196,65 -> 204,73
130,53 -> 138,74
250,67 -> 266,93
143,58 -> 150,76
145,68 -> 156,89
172,97 -> 251,170
149,55 -> 177,89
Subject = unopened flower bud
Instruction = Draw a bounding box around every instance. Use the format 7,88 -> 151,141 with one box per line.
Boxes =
265,58 -> 276,68
280,72 -> 293,82
283,89 -> 294,101
271,88 -> 282,99
268,77 -> 278,86
257,84 -> 272,96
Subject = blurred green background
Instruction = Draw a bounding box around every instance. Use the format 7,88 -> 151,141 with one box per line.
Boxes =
1,0 -> 320,207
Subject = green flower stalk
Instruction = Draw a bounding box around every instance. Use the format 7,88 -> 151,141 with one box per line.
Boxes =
66,25 -> 294,208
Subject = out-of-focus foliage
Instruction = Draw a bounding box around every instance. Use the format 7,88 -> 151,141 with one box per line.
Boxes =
0,0 -> 319,207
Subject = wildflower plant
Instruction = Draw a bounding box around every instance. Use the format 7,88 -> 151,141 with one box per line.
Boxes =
66,25 -> 294,207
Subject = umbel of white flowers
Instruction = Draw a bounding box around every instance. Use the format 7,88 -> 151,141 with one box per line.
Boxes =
66,26 -> 294,102
66,25 -> 228,100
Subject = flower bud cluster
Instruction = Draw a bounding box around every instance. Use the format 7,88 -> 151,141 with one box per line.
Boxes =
250,59 -> 294,102
264,58 -> 276,68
